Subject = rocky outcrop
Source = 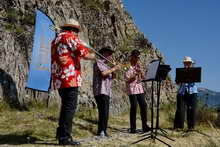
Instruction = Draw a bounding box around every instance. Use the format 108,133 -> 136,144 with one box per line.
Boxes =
0,0 -> 176,114
217,110 -> 220,127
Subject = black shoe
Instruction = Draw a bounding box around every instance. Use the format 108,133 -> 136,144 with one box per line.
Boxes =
129,129 -> 137,134
59,138 -> 80,146
173,126 -> 184,131
174,125 -> 184,130
187,127 -> 194,132
143,126 -> 151,133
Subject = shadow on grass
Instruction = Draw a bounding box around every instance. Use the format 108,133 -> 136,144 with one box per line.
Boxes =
74,122 -> 97,135
46,116 -> 58,122
108,126 -> 129,133
181,129 -> 211,137
79,117 -> 130,134
0,133 -> 41,145
78,117 -> 98,125
74,117 -> 98,135
32,142 -> 59,146
76,117 -> 98,134
0,133 -> 60,146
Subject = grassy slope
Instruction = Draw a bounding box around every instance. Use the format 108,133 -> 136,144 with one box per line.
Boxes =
0,102 -> 220,147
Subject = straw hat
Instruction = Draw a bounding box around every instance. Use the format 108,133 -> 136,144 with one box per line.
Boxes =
183,56 -> 194,63
60,18 -> 80,31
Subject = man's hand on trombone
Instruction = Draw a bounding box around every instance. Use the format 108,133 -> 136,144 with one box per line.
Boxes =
101,64 -> 122,77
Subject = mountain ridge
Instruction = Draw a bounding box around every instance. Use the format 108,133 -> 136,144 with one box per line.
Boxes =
198,87 -> 220,108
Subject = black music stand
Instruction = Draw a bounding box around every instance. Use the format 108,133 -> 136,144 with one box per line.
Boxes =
175,67 -> 201,83
132,60 -> 174,146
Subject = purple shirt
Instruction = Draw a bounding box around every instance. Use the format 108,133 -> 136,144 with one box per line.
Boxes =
93,59 -> 113,97
125,65 -> 144,95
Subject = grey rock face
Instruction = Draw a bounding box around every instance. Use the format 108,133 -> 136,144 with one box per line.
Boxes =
0,0 -> 176,114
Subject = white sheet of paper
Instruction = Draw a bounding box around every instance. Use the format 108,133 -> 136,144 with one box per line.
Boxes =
145,60 -> 160,81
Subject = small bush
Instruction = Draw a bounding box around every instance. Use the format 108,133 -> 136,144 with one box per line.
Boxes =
0,100 -> 11,112
14,25 -> 25,34
124,10 -> 133,19
4,22 -> 26,35
196,107 -> 218,126
160,102 -> 176,128
22,12 -> 35,25
6,8 -> 19,23
4,23 -> 14,31
82,0 -> 104,11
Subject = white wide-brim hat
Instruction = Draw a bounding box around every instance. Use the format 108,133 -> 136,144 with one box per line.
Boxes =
60,18 -> 80,31
183,56 -> 194,63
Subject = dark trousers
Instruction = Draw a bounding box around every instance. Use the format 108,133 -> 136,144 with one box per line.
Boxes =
95,94 -> 110,134
129,94 -> 148,131
174,93 -> 197,129
57,87 -> 78,140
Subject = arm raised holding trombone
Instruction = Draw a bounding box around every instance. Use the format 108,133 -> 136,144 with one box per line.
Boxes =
92,46 -> 122,137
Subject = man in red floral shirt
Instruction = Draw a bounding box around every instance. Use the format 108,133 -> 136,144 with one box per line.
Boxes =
51,18 -> 95,145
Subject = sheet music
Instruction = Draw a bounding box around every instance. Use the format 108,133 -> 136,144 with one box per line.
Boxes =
145,60 -> 160,81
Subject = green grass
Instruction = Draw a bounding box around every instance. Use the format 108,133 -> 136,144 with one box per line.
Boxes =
196,107 -> 218,127
0,101 -> 219,146
0,102 -> 130,144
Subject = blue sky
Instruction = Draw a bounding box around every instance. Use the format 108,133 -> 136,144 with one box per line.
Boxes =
123,0 -> 220,92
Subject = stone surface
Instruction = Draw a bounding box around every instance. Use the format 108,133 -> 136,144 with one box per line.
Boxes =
0,0 -> 176,114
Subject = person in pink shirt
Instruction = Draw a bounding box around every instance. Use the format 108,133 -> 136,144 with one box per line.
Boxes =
125,50 -> 150,133
93,47 -> 121,137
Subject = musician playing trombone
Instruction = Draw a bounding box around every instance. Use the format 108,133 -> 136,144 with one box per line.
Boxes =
51,18 -> 95,146
93,46 -> 121,137
125,50 -> 150,133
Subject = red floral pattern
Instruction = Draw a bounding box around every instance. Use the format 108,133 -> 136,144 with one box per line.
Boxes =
51,31 -> 89,89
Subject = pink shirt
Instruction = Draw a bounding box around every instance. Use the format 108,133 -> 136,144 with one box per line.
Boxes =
125,65 -> 144,95
93,59 -> 113,97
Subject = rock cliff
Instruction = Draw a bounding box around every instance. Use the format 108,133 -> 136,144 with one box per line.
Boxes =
0,0 -> 176,114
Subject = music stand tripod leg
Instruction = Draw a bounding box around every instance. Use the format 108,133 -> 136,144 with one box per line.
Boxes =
154,80 -> 175,145
155,137 -> 172,147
